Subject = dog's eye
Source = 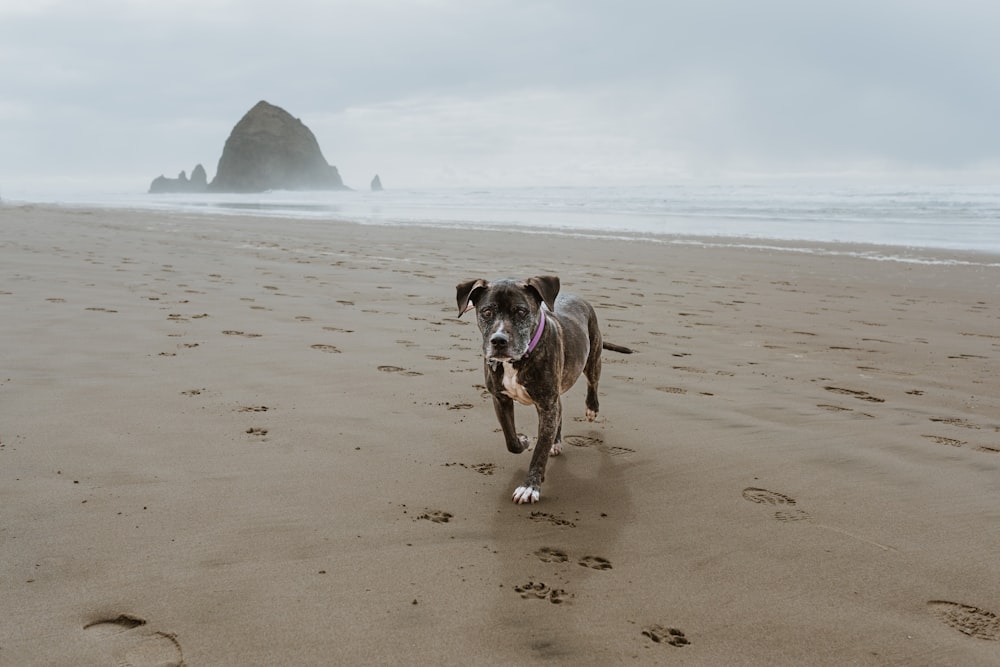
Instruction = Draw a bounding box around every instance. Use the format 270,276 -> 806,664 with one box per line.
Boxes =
479,307 -> 493,319
515,307 -> 529,320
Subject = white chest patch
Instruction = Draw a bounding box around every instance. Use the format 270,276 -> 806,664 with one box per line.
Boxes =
501,361 -> 534,406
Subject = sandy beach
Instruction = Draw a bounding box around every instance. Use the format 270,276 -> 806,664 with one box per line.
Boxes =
2,204 -> 999,666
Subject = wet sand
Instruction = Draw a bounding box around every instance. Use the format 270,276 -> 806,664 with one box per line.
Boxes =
2,204 -> 999,665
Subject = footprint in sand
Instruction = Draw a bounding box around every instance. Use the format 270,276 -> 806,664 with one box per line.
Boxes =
514,581 -> 573,604
816,404 -> 876,419
742,487 -> 797,506
84,615 -> 146,635
742,487 -> 812,522
534,547 -> 569,564
929,417 -> 981,430
377,365 -> 422,376
564,435 -> 602,449
642,625 -> 689,647
922,435 -> 966,448
246,427 -> 268,437
745,486 -> 899,550
222,330 -> 262,338
311,344 -> 341,353
417,510 -> 453,523
824,386 -> 885,403
84,614 -> 184,666
927,600 -> 1000,640
443,461 -> 496,475
578,555 -> 613,570
561,435 -> 634,457
529,511 -> 576,528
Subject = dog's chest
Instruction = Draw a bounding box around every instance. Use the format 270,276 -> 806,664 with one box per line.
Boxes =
500,361 -> 534,406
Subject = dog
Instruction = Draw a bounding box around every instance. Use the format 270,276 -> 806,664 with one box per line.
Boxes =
455,275 -> 632,503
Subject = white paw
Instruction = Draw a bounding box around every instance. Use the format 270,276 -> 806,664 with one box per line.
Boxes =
549,441 -> 563,456
586,409 -> 598,422
512,486 -> 540,504
518,434 -> 532,451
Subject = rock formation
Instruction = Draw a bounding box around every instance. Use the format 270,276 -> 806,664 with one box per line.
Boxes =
149,164 -> 208,193
207,101 -> 346,192
190,164 -> 208,190
370,174 -> 383,191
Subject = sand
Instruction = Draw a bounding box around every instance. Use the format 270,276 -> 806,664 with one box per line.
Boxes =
2,204 -> 999,666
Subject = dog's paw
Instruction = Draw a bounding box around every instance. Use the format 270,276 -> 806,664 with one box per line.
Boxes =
512,485 -> 540,504
550,440 -> 563,456
585,409 -> 598,422
506,434 -> 532,454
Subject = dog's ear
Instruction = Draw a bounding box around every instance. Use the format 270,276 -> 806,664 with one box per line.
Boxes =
456,279 -> 489,317
523,275 -> 560,312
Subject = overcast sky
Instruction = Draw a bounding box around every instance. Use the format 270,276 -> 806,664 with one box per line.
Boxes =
2,0 -> 999,192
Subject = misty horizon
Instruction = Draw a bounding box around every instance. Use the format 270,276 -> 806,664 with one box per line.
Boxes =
3,1 -> 1000,194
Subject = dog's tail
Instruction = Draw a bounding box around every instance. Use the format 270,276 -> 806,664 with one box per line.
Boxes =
602,341 -> 634,354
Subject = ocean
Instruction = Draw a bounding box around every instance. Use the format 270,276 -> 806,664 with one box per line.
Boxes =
6,184 -> 1000,263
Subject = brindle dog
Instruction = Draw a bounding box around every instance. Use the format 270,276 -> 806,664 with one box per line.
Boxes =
456,275 -> 631,503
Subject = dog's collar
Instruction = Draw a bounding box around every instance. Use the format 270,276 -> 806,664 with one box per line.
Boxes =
524,308 -> 546,358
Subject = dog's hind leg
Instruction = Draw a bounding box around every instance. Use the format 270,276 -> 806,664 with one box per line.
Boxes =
550,419 -> 563,456
583,345 -> 602,421
583,311 -> 603,421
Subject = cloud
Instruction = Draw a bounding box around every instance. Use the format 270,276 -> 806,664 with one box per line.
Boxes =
2,0 -> 1000,190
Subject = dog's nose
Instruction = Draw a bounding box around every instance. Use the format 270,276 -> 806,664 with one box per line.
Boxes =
490,332 -> 509,349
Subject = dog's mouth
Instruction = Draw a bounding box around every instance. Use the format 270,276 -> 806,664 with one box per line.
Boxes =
485,350 -> 525,364
485,340 -> 529,364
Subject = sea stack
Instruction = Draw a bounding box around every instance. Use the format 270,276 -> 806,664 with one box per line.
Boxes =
208,101 -> 347,193
148,164 -> 208,193
370,174 -> 383,191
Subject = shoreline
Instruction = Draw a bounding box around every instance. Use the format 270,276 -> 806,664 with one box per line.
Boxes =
2,204 -> 999,665
7,201 -> 1000,267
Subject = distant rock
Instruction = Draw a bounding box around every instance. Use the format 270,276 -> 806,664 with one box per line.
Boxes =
149,165 -> 208,193
208,101 -> 347,193
370,174 -> 383,191
190,163 -> 208,190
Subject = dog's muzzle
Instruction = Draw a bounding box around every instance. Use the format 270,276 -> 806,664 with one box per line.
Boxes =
486,333 -> 530,368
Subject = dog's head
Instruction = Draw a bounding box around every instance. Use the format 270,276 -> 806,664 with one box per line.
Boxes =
456,275 -> 559,362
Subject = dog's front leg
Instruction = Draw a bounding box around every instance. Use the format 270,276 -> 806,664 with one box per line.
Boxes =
512,398 -> 561,504
492,394 -> 530,454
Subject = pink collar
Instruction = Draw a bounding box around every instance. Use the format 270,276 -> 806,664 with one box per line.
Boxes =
525,309 -> 546,356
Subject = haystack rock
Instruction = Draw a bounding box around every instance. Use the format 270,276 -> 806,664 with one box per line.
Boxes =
208,101 -> 346,192
370,174 -> 383,191
148,164 -> 208,193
